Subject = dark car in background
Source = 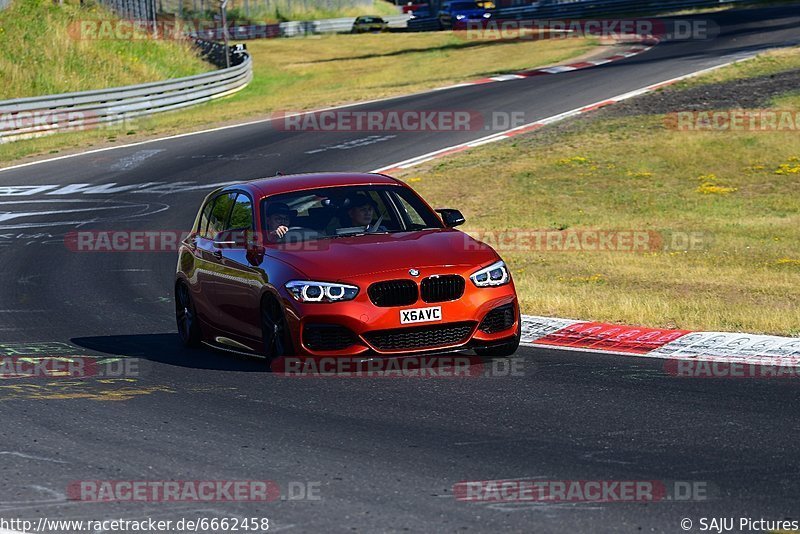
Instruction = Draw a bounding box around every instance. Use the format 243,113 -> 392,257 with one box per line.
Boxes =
439,1 -> 492,28
351,16 -> 389,33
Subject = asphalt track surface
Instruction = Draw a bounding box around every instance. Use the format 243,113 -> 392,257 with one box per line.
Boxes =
0,6 -> 799,533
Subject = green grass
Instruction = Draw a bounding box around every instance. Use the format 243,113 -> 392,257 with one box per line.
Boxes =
0,0 -> 212,98
395,49 -> 800,336
0,30 -> 599,163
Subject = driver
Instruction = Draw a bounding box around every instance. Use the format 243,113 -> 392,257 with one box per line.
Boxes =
347,195 -> 378,227
265,202 -> 291,242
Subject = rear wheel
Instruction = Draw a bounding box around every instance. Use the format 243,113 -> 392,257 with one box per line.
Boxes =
261,296 -> 294,364
175,282 -> 202,348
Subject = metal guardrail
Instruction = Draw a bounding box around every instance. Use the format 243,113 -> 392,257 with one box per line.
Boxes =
195,14 -> 411,40
0,41 -> 252,143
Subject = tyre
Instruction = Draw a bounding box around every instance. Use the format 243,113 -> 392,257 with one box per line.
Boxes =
474,311 -> 521,358
261,296 -> 295,364
175,282 -> 202,348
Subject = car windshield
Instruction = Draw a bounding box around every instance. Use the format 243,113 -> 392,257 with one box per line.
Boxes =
261,185 -> 443,243
450,2 -> 479,9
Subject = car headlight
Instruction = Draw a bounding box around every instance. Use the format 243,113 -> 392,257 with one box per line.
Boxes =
456,14 -> 466,19
470,260 -> 510,287
285,281 -> 359,303
482,12 -> 491,17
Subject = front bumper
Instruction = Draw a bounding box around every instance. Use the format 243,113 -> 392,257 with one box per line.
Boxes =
281,266 -> 519,356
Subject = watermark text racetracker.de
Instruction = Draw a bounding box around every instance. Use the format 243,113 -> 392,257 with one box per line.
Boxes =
0,356 -> 140,379
665,358 -> 800,379
465,229 -> 712,253
462,18 -> 718,41
666,110 -> 800,132
453,479 -> 713,502
63,229 -> 713,253
271,355 -> 526,378
67,480 -> 321,502
67,19 -> 282,40
0,110 -> 137,136
270,110 -> 527,133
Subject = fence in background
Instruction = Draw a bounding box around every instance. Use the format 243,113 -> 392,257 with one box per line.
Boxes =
194,13 -> 409,38
0,42 -> 251,143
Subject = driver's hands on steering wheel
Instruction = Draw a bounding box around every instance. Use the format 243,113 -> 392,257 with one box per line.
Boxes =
269,225 -> 289,241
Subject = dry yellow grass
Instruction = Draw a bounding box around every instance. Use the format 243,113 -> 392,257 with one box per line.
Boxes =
396,65 -> 800,335
676,45 -> 800,88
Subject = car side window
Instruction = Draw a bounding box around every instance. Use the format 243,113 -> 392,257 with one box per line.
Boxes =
198,199 -> 215,237
395,194 -> 427,227
227,193 -> 254,231
207,193 -> 236,238
368,191 -> 396,229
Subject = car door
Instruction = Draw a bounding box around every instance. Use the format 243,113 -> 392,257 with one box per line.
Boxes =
213,192 -> 265,344
193,192 -> 236,328
186,193 -> 228,328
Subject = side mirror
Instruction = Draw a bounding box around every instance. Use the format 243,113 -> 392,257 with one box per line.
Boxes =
436,208 -> 466,228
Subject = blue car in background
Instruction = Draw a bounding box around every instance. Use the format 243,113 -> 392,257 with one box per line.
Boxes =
438,1 -> 493,28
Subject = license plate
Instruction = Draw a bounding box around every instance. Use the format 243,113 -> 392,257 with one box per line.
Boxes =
400,306 -> 442,324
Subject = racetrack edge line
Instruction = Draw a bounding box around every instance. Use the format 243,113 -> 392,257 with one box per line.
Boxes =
370,56 -> 758,174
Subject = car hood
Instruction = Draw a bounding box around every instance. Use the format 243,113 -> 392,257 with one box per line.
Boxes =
266,229 -> 498,280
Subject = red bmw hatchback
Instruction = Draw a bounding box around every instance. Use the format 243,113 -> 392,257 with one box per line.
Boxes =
175,172 -> 520,364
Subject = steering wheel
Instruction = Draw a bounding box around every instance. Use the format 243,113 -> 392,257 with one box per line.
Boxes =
279,226 -> 320,241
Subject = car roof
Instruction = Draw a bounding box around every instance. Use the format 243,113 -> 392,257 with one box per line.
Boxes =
227,172 -> 401,199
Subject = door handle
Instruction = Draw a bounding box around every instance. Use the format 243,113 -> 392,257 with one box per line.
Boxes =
213,250 -> 223,259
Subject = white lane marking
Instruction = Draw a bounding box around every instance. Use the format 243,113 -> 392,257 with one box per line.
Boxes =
372,56 -> 758,174
540,65 -> 577,73
28,486 -> 68,500
305,135 -> 397,155
0,452 -> 67,463
491,74 -> 526,81
0,205 -> 135,223
45,182 -> 162,195
0,181 -> 240,197
109,149 -> 164,171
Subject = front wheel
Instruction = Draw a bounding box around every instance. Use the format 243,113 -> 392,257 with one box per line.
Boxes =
175,282 -> 202,348
474,312 -> 521,358
261,296 -> 294,365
